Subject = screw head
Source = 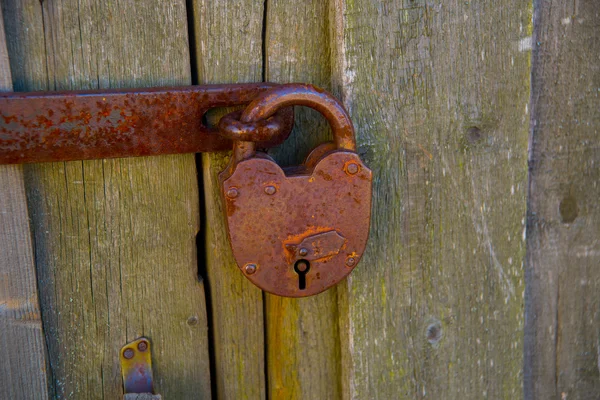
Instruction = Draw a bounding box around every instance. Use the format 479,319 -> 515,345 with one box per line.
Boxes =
137,341 -> 148,352
299,248 -> 309,257
264,185 -> 277,195
123,348 -> 134,359
345,257 -> 356,267
226,188 -> 239,198
245,263 -> 257,275
346,163 -> 359,175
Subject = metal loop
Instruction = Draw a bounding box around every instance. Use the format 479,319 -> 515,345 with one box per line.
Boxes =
218,107 -> 294,146
233,84 -> 356,163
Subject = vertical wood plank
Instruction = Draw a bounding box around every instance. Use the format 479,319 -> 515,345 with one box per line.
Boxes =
525,0 -> 600,398
264,1 -> 341,399
1,1 -> 211,398
331,0 -> 531,398
0,7 -> 50,398
190,1 -> 267,399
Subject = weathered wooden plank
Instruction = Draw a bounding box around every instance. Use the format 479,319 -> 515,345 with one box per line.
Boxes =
524,1 -> 600,398
0,7 -> 50,398
2,1 -> 211,398
330,0 -> 530,398
190,1 -> 266,399
264,1 -> 341,399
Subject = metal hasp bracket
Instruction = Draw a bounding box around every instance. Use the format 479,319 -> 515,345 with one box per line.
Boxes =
120,337 -> 161,400
0,83 -> 293,164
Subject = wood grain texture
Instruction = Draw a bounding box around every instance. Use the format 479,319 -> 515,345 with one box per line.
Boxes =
524,1 -> 600,398
330,0 -> 531,398
1,1 -> 211,398
190,1 -> 267,399
264,1 -> 341,399
0,7 -> 50,398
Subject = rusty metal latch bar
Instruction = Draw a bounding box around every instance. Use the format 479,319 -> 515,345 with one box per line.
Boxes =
0,83 -> 293,164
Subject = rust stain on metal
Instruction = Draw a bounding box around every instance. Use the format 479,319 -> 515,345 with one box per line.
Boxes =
120,337 -> 154,395
220,84 -> 372,297
229,83 -> 356,165
0,83 -> 293,164
218,108 -> 293,143
284,230 -> 347,263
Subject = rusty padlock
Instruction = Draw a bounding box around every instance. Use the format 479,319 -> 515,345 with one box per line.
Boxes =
219,84 -> 372,297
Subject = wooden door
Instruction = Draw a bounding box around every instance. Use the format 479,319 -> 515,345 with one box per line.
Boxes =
1,0 -> 598,399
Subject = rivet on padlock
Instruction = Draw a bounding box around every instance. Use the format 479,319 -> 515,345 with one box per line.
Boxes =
219,84 -> 373,297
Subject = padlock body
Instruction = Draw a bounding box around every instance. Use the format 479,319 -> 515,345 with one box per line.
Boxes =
220,150 -> 372,297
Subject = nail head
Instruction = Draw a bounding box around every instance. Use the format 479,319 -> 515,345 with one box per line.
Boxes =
226,188 -> 239,198
245,263 -> 257,275
123,348 -> 134,359
346,163 -> 359,175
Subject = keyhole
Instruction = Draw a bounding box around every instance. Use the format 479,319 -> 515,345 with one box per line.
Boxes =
294,260 -> 310,290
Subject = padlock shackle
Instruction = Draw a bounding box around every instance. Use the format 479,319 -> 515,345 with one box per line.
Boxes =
233,84 -> 356,162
